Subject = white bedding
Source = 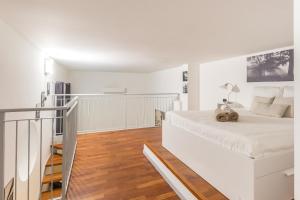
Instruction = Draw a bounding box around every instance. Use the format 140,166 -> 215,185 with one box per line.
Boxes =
165,109 -> 293,158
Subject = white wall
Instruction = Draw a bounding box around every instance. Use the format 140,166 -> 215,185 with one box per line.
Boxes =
146,65 -> 188,110
47,61 -> 69,83
0,19 -> 68,199
199,47 -> 294,110
188,64 -> 200,110
69,71 -> 148,94
0,25 -> 43,109
294,0 -> 299,198
69,65 -> 189,110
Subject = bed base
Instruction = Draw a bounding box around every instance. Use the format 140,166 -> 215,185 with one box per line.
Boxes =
162,121 -> 294,200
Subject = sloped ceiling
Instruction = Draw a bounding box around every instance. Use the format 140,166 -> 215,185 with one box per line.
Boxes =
0,0 -> 293,72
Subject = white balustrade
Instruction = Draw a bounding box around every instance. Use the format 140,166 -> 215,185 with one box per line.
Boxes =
75,94 -> 179,133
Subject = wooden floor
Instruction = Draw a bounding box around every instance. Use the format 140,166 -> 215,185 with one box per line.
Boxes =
67,127 -> 227,200
145,144 -> 228,200
67,128 -> 179,200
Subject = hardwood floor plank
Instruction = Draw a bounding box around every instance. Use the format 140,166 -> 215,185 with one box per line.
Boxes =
46,154 -> 62,167
42,173 -> 62,184
67,128 -> 179,200
41,188 -> 62,200
67,127 -> 227,200
145,143 -> 228,200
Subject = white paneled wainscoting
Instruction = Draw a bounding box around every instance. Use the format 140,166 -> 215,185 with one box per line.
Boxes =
55,93 -> 179,133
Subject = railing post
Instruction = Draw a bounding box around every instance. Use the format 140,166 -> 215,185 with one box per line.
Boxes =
61,109 -> 67,200
0,112 -> 5,200
125,95 -> 128,129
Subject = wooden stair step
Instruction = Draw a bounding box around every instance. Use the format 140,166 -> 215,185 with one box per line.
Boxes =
41,188 -> 62,200
52,144 -> 63,150
46,154 -> 62,167
145,143 -> 228,200
42,173 -> 62,184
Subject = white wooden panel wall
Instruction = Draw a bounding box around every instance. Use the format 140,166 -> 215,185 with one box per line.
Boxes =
77,94 -> 177,133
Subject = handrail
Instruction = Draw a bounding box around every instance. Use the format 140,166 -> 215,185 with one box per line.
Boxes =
0,106 -> 68,113
0,96 -> 79,200
0,96 -> 79,113
3,117 -> 63,123
62,100 -> 78,199
0,93 -> 176,113
64,96 -> 78,108
66,101 -> 78,117
52,93 -> 180,96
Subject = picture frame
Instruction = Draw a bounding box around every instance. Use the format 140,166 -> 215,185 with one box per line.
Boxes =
182,71 -> 188,82
247,49 -> 294,82
183,82 -> 188,94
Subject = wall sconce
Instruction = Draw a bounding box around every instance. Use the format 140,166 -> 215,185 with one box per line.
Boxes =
44,57 -> 54,76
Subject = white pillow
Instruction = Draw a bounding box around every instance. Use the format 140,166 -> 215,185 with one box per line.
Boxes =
252,102 -> 289,118
282,86 -> 294,97
273,97 -> 294,118
250,96 -> 275,112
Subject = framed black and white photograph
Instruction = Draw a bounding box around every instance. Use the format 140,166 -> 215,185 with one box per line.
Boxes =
47,82 -> 51,96
183,83 -> 188,93
247,49 -> 294,82
182,71 -> 188,82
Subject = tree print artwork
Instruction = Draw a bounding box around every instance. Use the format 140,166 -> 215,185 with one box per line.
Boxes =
247,49 -> 294,82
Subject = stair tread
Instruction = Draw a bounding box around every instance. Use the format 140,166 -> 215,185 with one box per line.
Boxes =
46,154 -> 62,167
42,173 -> 62,184
41,188 -> 62,200
52,144 -> 63,150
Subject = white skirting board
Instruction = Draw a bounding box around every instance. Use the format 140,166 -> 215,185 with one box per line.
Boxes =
143,145 -> 197,200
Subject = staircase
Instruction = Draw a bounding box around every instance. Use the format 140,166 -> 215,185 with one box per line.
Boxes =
41,144 -> 64,200
0,96 -> 78,200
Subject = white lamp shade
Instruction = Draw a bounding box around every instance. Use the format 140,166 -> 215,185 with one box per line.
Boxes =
219,83 -> 228,90
232,85 -> 240,93
219,83 -> 240,93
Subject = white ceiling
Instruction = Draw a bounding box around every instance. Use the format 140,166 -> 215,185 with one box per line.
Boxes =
0,0 -> 293,72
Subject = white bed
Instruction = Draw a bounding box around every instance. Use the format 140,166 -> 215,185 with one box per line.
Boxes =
165,109 -> 293,159
161,86 -> 294,200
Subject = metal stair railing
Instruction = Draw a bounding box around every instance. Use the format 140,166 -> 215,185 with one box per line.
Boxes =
0,96 -> 78,200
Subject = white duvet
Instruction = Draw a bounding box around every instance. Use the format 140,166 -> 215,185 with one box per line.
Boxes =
165,109 -> 294,158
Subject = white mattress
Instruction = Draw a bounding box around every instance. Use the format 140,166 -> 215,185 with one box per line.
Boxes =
165,109 -> 294,158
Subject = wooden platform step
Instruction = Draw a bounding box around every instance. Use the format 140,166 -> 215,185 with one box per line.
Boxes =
145,143 -> 228,200
46,154 -> 62,167
52,144 -> 63,150
42,173 -> 62,184
41,188 -> 62,200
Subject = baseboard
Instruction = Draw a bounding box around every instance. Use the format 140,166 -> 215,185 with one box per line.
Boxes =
77,126 -> 159,135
